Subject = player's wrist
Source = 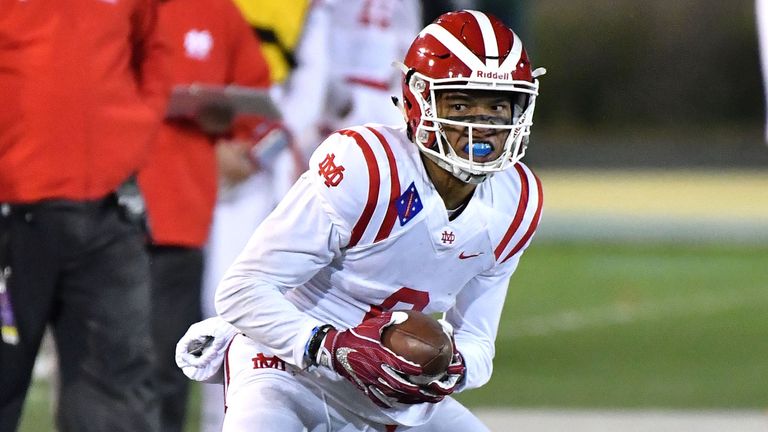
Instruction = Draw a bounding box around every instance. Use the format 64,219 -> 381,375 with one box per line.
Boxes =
304,324 -> 335,368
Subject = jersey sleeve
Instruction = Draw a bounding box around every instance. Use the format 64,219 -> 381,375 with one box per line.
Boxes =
447,163 -> 543,391
445,257 -> 520,391
305,130 -> 378,244
491,162 -> 544,264
215,174 -> 343,367
215,131 -> 372,367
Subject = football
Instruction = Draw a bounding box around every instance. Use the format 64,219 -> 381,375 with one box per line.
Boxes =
381,310 -> 453,382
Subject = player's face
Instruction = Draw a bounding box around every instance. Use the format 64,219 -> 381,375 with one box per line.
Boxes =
435,90 -> 513,163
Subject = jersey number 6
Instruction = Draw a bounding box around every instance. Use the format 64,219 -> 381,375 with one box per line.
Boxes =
363,287 -> 429,321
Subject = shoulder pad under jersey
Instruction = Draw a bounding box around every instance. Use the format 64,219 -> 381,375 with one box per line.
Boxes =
307,125 -> 406,248
488,162 -> 544,265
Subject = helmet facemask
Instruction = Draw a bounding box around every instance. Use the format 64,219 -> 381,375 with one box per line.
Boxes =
405,69 -> 541,184
396,9 -> 545,184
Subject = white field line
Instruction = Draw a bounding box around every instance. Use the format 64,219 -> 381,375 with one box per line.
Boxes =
501,289 -> 768,339
475,409 -> 768,432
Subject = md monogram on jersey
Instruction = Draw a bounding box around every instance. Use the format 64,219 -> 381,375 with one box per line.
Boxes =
251,353 -> 286,371
318,153 -> 345,187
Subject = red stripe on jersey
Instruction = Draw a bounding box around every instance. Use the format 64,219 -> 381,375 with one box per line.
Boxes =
494,164 -> 530,260
502,171 -> 543,263
340,129 -> 380,247
366,127 -> 401,243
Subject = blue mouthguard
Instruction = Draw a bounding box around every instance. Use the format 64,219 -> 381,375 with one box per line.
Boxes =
463,141 -> 493,157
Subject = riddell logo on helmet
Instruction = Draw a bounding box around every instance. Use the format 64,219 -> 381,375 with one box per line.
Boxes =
475,71 -> 511,80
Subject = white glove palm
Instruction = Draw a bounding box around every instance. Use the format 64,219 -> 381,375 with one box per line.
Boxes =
175,316 -> 238,383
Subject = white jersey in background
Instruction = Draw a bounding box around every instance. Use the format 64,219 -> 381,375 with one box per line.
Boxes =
279,0 -> 422,158
325,0 -> 422,128
216,124 -> 543,428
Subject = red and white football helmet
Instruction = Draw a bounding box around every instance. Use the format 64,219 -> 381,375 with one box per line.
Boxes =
395,10 -> 545,183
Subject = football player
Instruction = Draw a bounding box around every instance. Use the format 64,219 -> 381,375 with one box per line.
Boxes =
198,2 -> 420,430
178,9 -> 545,431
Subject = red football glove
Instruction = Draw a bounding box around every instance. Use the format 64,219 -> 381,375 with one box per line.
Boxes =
308,312 -> 442,408
418,319 -> 466,399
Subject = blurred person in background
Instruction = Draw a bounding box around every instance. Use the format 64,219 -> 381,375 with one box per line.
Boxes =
136,0 -> 272,431
232,0 -> 325,162
315,0 -> 422,136
197,3 -> 420,429
757,0 -> 768,143
232,0 -> 421,159
177,9 -> 545,431
0,1 -> 165,431
205,1 -> 312,329
197,1 -> 312,431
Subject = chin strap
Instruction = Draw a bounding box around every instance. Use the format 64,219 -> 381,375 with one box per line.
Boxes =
419,124 -> 492,185
423,151 -> 490,184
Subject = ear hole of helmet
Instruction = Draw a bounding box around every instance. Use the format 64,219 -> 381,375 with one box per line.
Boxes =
413,79 -> 427,93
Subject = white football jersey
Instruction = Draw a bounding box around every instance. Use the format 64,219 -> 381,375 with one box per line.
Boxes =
278,0 -> 420,154
216,124 -> 543,426
326,0 -> 421,85
325,0 -> 421,129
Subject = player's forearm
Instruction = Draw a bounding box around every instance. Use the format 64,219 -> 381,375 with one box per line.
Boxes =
453,332 -> 495,390
213,179 -> 340,367
215,275 -> 323,367
446,269 -> 514,391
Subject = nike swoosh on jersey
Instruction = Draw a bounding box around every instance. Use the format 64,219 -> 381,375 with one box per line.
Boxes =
458,252 -> 483,259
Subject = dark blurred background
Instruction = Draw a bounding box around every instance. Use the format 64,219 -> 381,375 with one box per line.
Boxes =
426,0 -> 768,168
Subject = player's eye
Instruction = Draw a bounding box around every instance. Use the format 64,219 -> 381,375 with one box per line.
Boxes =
491,102 -> 511,112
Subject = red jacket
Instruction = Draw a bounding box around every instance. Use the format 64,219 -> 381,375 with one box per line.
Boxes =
0,0 -> 164,202
138,0 -> 271,247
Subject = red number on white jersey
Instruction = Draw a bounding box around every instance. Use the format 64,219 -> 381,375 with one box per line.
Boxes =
358,0 -> 392,28
363,286 -> 429,321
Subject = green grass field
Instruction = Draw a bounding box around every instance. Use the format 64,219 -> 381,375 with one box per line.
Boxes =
19,240 -> 768,431
456,241 -> 768,409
